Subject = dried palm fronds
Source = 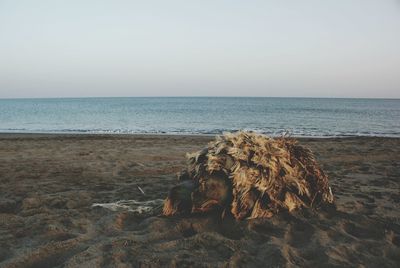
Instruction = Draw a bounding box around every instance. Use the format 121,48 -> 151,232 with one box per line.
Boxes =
163,131 -> 334,220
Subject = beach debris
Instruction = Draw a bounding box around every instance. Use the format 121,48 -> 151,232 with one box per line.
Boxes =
92,199 -> 164,214
163,131 -> 334,219
137,186 -> 145,195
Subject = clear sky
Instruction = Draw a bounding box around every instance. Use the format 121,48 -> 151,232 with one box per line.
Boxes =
1,0 -> 399,98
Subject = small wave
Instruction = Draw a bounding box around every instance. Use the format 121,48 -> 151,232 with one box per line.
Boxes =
0,128 -> 399,138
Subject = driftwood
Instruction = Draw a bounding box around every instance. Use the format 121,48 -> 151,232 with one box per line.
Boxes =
163,131 -> 334,219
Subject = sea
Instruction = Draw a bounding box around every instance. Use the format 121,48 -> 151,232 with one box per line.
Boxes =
0,97 -> 399,137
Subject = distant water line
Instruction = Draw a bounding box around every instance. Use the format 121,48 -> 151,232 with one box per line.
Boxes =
0,97 -> 399,137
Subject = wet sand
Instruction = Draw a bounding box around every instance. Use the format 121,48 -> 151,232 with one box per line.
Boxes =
0,134 -> 399,267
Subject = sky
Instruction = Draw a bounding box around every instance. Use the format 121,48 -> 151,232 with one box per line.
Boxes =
0,0 -> 400,98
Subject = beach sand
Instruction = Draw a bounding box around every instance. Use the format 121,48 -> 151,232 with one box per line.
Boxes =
0,134 -> 399,267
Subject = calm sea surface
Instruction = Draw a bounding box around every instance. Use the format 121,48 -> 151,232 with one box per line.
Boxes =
0,97 -> 399,137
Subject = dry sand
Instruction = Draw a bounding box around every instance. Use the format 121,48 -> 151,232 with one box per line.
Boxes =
0,134 -> 399,267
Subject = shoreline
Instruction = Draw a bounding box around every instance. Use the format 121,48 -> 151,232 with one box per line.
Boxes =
1,132 -> 400,140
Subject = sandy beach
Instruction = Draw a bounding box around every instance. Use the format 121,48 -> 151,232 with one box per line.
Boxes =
0,134 -> 399,267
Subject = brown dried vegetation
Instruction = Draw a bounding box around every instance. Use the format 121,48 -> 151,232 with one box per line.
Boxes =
163,131 -> 334,219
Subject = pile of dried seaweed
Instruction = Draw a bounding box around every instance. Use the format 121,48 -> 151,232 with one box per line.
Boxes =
163,131 -> 334,220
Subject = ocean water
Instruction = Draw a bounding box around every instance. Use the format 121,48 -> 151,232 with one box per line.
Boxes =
0,97 -> 399,137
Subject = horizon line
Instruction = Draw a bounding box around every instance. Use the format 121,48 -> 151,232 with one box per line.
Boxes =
0,96 -> 399,100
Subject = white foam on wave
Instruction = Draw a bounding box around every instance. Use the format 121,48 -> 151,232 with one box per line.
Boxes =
92,199 -> 164,214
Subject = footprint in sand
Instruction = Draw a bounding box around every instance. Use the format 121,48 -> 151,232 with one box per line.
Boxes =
342,221 -> 384,240
285,220 -> 315,248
